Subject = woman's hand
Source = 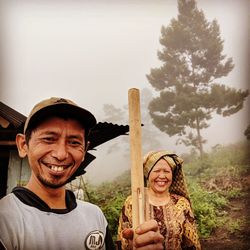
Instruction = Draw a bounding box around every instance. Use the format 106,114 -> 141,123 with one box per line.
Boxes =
122,219 -> 164,249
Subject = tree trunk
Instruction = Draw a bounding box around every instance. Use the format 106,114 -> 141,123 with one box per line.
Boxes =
196,116 -> 204,158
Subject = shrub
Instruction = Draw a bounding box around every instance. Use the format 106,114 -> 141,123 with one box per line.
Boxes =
188,181 -> 228,238
80,142 -> 249,240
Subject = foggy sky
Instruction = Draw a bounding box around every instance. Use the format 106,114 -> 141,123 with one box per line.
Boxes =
0,0 -> 249,184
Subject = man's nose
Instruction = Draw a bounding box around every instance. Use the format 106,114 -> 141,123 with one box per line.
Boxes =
51,141 -> 68,160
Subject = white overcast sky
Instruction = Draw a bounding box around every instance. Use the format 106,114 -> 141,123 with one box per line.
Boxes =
0,0 -> 249,183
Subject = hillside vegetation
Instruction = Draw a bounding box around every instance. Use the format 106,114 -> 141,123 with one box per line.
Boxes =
84,142 -> 250,249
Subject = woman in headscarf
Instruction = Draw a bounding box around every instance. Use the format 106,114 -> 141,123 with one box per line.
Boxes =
117,150 -> 201,250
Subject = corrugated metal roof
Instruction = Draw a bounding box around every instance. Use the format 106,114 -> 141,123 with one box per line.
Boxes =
0,102 -> 26,128
69,122 -> 129,180
69,121 -> 130,180
88,122 -> 129,149
0,101 -> 130,178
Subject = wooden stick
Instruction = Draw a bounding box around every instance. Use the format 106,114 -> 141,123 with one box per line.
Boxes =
128,88 -> 145,231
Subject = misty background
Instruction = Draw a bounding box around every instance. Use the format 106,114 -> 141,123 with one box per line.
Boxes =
0,0 -> 249,184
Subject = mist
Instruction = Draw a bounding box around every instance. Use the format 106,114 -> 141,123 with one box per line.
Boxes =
0,0 -> 249,185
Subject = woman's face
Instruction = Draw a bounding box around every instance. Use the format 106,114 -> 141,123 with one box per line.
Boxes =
148,158 -> 173,194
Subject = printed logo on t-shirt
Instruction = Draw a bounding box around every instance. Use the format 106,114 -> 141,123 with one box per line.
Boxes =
85,230 -> 104,250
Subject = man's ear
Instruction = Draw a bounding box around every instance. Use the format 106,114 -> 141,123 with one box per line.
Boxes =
16,133 -> 28,158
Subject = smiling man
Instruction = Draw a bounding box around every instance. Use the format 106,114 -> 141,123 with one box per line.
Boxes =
20,116 -> 86,190
0,97 -> 116,250
0,97 -> 164,250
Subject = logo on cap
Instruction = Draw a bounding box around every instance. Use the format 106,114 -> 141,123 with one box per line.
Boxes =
85,230 -> 104,250
55,98 -> 69,104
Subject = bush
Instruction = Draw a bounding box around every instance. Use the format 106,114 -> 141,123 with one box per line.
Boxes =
101,193 -> 127,238
188,181 -> 228,238
80,142 -> 249,240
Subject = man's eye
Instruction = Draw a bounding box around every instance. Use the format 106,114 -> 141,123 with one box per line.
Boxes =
42,137 -> 55,143
68,140 -> 82,146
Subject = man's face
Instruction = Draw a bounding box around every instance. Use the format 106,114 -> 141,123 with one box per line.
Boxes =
18,117 -> 86,189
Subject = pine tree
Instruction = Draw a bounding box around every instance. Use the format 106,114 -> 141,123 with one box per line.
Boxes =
244,125 -> 250,140
147,0 -> 249,157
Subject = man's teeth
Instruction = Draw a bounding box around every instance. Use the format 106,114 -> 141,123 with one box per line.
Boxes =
50,166 -> 64,172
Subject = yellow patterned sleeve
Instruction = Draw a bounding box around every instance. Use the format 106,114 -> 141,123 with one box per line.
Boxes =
178,197 -> 201,250
117,195 -> 133,250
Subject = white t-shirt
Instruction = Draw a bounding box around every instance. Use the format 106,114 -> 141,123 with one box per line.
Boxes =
0,193 -> 109,250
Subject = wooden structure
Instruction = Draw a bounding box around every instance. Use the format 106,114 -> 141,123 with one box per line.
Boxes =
0,102 -> 26,198
128,88 -> 145,230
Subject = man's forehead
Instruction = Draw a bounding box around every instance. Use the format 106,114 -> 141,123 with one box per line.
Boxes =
32,117 -> 86,135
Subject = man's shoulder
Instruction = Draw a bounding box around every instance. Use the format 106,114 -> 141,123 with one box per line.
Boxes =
75,199 -> 108,226
0,193 -> 21,222
76,199 -> 103,214
0,193 -> 16,208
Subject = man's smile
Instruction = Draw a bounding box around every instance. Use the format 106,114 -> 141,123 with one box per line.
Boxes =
42,162 -> 73,174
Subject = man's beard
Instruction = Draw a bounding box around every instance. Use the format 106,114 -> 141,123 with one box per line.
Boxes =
37,174 -> 70,189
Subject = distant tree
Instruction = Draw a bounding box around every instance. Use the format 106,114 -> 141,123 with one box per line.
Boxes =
102,104 -> 127,154
103,104 -> 126,124
140,88 -> 165,154
244,124 -> 250,140
147,0 -> 249,157
102,88 -> 164,155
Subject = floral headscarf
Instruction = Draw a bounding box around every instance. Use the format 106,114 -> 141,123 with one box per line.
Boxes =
143,150 -> 190,200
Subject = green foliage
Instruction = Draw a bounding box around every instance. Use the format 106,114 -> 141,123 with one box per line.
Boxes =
184,142 -> 250,179
146,0 -> 249,157
188,181 -> 228,238
184,142 -> 250,237
223,188 -> 244,200
83,143 -> 249,240
226,218 -> 247,235
101,193 -> 127,238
